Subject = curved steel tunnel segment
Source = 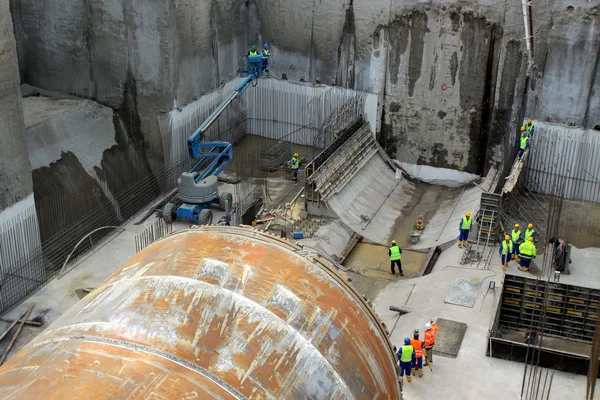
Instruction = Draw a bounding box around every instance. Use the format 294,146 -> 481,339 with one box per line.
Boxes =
0,226 -> 401,399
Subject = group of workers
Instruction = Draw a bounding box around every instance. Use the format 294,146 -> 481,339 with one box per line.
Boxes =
397,321 -> 438,382
248,43 -> 270,73
500,223 -> 537,272
519,119 -> 535,158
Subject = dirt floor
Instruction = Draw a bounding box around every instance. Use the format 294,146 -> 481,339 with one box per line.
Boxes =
341,181 -> 453,301
227,134 -> 322,180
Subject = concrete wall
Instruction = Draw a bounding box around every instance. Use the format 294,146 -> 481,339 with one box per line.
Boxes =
526,2 -> 600,129
0,0 -> 32,210
6,0 -> 600,185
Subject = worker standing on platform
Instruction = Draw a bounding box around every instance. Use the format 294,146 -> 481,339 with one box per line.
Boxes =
248,45 -> 258,56
389,240 -> 403,276
424,320 -> 438,363
525,223 -> 537,242
397,338 -> 415,382
291,153 -> 299,181
411,329 -> 425,378
261,42 -> 270,73
519,132 -> 529,158
458,211 -> 472,248
499,235 -> 513,270
518,237 -> 537,272
525,119 -> 535,137
512,224 -> 523,261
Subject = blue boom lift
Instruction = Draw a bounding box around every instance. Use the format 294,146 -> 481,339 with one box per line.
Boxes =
162,54 -> 267,225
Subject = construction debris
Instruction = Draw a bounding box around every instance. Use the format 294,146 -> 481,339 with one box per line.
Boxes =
0,305 -> 34,366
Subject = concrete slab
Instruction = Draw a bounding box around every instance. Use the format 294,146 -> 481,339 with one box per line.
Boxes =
444,278 -> 481,308
372,245 -> 595,399
433,318 -> 468,358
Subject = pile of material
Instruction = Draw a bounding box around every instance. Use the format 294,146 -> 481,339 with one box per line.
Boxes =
260,141 -> 292,171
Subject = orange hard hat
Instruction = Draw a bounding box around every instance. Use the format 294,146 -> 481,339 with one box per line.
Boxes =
521,126 -> 525,131
294,153 -> 298,158
514,224 -> 520,228
505,235 -> 510,240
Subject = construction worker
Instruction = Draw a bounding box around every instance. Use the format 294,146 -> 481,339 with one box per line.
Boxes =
397,337 -> 415,382
248,45 -> 258,56
389,240 -> 403,276
291,153 -> 299,180
511,224 -> 523,261
525,119 -> 535,137
499,235 -> 513,270
410,328 -> 425,378
261,42 -> 270,73
458,211 -> 472,248
519,132 -> 529,158
525,223 -> 537,242
424,320 -> 438,363
518,237 -> 537,272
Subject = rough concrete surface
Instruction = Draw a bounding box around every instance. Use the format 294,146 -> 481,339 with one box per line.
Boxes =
0,0 -> 32,209
373,245 -> 596,399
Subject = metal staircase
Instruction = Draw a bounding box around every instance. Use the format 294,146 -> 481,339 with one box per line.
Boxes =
308,124 -> 378,201
460,192 -> 501,267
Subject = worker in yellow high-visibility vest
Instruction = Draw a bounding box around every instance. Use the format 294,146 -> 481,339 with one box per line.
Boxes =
518,237 -> 537,272
499,235 -> 513,270
389,240 -> 403,276
458,212 -> 472,248
511,224 -> 523,261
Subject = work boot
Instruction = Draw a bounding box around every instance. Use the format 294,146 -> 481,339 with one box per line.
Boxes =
457,241 -> 462,248
418,370 -> 423,377
407,376 -> 412,382
400,271 -> 404,276
462,240 -> 467,247
411,368 -> 415,375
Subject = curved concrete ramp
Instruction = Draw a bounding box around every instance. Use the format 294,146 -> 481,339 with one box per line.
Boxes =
325,154 -> 411,245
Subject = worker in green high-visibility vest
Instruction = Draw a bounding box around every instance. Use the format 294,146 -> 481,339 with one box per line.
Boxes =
389,240 -> 403,276
291,153 -> 299,181
458,212 -> 472,248
499,235 -> 513,270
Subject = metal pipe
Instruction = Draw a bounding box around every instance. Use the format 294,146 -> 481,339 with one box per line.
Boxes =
0,227 -> 400,399
521,0 -> 533,72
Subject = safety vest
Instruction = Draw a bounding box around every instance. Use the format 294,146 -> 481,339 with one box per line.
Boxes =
249,50 -> 258,56
501,240 -> 513,255
400,345 -> 414,362
526,124 -> 533,134
461,217 -> 472,230
389,245 -> 401,261
262,49 -> 269,59
520,136 -> 528,150
424,324 -> 438,348
525,229 -> 536,240
511,229 -> 521,243
291,157 -> 299,170
519,241 -> 537,257
411,339 -> 423,358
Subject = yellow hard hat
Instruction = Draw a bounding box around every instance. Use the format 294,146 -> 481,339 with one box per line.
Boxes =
521,126 -> 525,131
466,212 -> 471,217
528,237 -> 534,242
505,235 -> 510,240
391,240 -> 396,245
514,224 -> 520,228
528,224 -> 533,229
527,119 -> 532,124
294,153 -> 298,158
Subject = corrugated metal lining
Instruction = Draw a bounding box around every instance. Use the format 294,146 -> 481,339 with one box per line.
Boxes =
0,227 -> 401,399
524,121 -> 600,202
247,80 -> 366,147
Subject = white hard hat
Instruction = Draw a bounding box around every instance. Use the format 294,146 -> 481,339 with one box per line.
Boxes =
425,322 -> 432,330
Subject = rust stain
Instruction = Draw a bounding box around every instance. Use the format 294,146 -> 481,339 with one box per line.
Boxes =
0,227 -> 400,399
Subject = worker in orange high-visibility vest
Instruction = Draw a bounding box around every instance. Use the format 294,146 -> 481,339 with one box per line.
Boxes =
410,328 -> 425,377
424,319 -> 438,363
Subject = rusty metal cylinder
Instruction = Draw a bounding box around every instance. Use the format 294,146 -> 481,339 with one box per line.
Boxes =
0,227 -> 400,399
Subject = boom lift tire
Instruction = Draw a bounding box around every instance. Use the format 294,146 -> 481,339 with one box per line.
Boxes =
219,192 -> 233,211
198,209 -> 213,226
163,202 -> 176,223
